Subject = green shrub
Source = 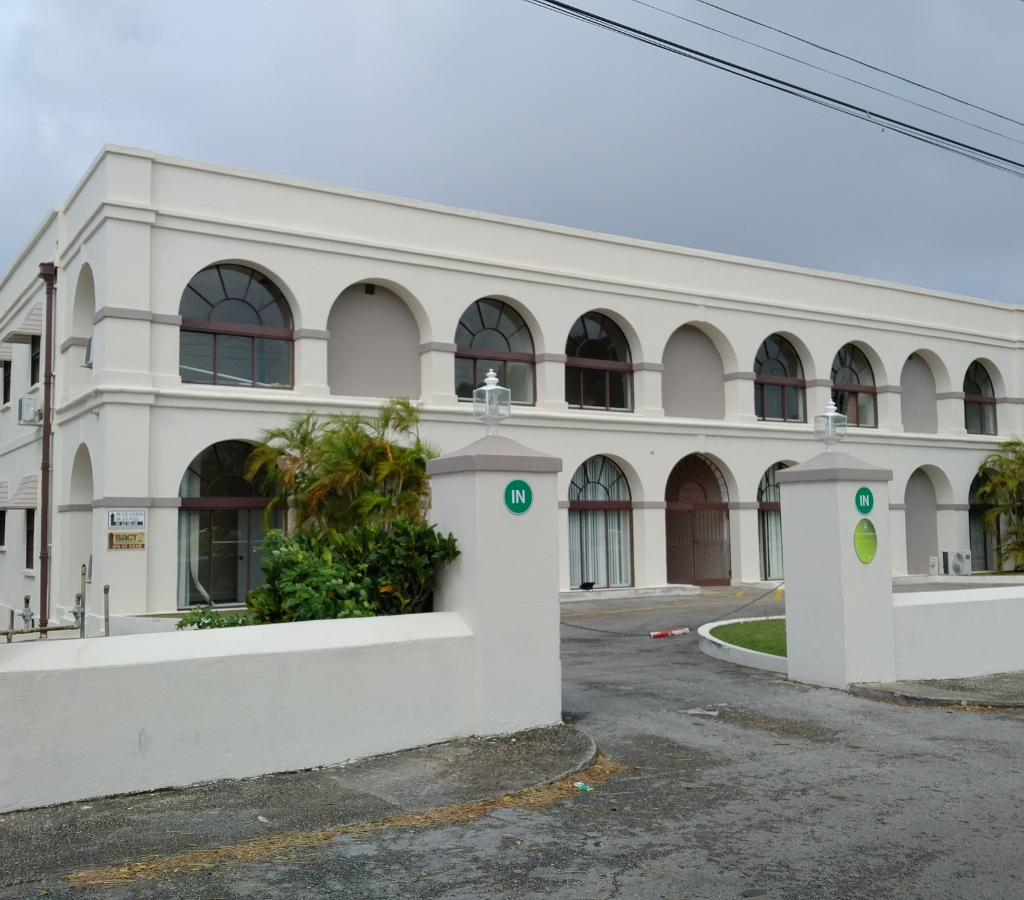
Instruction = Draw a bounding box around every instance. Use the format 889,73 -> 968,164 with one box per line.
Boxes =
176,606 -> 254,630
244,517 -> 459,624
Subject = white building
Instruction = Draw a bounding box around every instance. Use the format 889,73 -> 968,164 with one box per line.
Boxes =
0,146 -> 1013,623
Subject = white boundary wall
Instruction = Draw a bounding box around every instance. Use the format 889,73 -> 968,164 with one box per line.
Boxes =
0,614 -> 475,813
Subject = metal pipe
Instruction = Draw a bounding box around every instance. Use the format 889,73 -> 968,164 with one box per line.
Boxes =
103,584 -> 110,637
2,624 -> 80,644
37,262 -> 56,632
80,564 -> 87,636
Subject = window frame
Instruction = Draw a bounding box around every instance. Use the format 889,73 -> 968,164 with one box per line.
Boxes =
2,360 -> 10,405
454,299 -> 536,406
25,508 -> 34,570
565,313 -> 634,412
831,344 -> 877,429
753,335 -> 806,423
964,361 -> 997,435
178,265 -> 295,390
30,335 -> 40,386
567,455 -> 634,588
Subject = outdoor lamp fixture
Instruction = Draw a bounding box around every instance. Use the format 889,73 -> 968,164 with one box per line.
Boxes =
473,369 -> 511,435
814,398 -> 848,452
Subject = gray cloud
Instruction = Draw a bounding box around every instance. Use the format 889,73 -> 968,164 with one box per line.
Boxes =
1,0 -> 1023,303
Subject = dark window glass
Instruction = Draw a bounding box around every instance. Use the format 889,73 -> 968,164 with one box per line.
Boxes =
2,360 -> 10,405
754,335 -> 805,422
30,336 -> 40,386
454,299 -> 535,404
565,312 -> 633,411
831,344 -> 876,428
0,509 -> 6,546
25,509 -> 34,569
179,265 -> 293,389
964,361 -> 996,435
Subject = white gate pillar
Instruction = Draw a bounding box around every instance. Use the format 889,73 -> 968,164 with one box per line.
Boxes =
777,452 -> 896,688
428,434 -> 563,734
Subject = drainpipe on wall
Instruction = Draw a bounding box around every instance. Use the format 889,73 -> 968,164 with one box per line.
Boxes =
37,262 -> 56,631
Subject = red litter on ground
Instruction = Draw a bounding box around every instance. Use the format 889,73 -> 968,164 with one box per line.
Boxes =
649,628 -> 690,639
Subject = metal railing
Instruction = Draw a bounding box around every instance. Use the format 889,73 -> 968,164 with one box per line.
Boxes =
1,564 -> 112,643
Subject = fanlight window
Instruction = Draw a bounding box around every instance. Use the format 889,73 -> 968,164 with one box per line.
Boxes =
454,299 -> 535,404
177,440 -> 283,607
179,264 -> 293,388
831,344 -> 876,427
565,312 -> 633,411
964,361 -> 996,435
568,456 -> 632,588
754,335 -> 805,422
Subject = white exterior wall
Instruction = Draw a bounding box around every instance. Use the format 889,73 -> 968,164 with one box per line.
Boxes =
0,145 -> 1020,618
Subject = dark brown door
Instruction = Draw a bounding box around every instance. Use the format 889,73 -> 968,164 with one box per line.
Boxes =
666,503 -> 730,586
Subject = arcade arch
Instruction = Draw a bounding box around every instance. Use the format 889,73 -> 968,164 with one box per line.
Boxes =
664,454 -> 730,586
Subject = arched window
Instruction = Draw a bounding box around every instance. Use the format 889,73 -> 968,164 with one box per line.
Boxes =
969,473 -> 1000,571
964,361 -> 997,435
754,335 -> 805,422
565,312 -> 633,411
177,441 -> 283,607
831,344 -> 876,427
758,463 -> 788,580
179,264 -> 293,388
568,456 -> 632,588
454,299 -> 535,404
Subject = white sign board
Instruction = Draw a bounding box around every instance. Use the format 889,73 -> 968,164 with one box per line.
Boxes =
108,509 -> 146,529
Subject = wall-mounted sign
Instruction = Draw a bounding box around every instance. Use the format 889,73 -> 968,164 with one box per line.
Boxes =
855,487 -> 874,515
854,519 -> 877,564
504,479 -> 533,515
108,531 -> 145,550
108,509 -> 146,529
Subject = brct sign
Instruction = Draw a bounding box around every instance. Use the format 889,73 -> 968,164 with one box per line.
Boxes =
504,479 -> 533,515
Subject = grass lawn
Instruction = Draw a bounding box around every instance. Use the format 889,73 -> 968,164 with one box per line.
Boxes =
710,618 -> 787,658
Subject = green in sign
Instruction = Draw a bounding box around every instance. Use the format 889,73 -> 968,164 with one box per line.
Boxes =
504,479 -> 533,515
854,518 -> 877,564
855,486 -> 874,515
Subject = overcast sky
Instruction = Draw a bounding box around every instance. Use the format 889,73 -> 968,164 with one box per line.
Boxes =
2,0 -> 1023,303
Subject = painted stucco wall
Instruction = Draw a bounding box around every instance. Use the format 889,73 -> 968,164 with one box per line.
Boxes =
0,613 -> 476,812
0,145 -> 1018,621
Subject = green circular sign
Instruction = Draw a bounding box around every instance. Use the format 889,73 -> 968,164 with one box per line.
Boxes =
504,479 -> 533,515
855,486 -> 874,515
854,519 -> 877,564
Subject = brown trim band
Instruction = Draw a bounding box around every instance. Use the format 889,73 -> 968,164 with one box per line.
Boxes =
565,358 -> 633,372
180,497 -> 271,510
756,375 -> 806,387
667,501 -> 729,511
569,500 -> 632,510
455,347 -> 535,363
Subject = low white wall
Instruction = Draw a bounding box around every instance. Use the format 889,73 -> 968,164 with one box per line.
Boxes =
893,586 -> 1024,680
0,612 -> 474,813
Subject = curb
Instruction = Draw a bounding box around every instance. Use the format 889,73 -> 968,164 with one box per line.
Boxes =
848,684 -> 1024,709
697,616 -> 788,675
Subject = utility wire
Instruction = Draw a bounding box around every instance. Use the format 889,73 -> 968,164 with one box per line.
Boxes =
683,0 -> 1024,130
522,0 -> 1024,179
623,0 -> 1024,148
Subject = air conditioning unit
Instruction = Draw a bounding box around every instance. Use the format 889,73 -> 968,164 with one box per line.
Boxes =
942,550 -> 972,577
83,335 -> 94,368
17,396 -> 40,425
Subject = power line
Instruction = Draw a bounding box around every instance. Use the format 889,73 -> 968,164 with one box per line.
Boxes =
622,0 -> 1024,147
683,0 -> 1024,130
522,0 -> 1024,179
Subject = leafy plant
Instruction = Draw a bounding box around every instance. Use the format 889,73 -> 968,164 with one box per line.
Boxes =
245,517 -> 459,624
176,606 -> 254,630
975,439 -> 1024,571
246,399 -> 437,532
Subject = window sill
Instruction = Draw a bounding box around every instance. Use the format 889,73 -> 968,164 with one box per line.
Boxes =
22,569 -> 35,577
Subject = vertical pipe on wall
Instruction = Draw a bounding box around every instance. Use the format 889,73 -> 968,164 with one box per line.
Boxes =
37,263 -> 56,631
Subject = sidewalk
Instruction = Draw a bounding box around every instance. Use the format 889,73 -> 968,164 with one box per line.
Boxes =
0,724 -> 594,890
851,671 -> 1024,707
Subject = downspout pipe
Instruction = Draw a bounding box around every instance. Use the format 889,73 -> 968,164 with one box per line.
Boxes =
37,262 -> 56,631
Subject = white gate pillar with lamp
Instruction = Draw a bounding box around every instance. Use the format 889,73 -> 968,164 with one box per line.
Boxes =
427,370 -> 563,733
776,401 -> 897,688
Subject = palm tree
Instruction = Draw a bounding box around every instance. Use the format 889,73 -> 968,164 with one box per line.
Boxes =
246,398 -> 438,532
975,439 -> 1024,570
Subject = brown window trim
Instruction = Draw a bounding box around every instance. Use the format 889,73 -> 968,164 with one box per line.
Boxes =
180,497 -> 271,510
181,318 -> 294,341
566,357 -> 633,373
455,347 -> 535,364
757,502 -> 781,512
965,394 -> 996,406
832,383 -> 877,394
754,376 -> 806,423
755,374 -> 805,388
666,501 -> 729,512
568,500 -> 632,511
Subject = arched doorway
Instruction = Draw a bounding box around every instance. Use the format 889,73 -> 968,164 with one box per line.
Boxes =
177,441 -> 283,607
758,463 -> 788,580
665,455 -> 730,586
905,468 -> 939,575
567,456 -> 632,589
